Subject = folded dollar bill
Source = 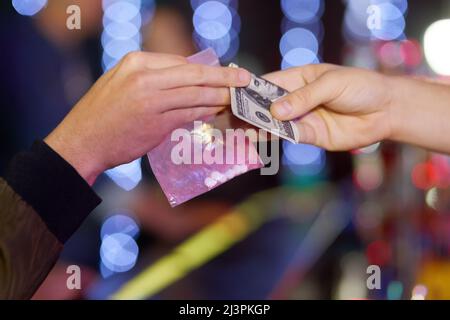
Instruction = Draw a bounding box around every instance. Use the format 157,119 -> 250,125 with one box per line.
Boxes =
229,63 -> 300,144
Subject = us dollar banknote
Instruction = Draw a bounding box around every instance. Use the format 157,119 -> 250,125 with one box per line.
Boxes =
229,63 -> 300,143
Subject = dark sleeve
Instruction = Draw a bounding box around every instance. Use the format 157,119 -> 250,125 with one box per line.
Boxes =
0,141 -> 102,299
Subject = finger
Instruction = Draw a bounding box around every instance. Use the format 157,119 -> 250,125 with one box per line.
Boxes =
263,63 -> 339,91
162,106 -> 225,128
270,71 -> 340,120
295,119 -> 318,146
156,87 -> 230,111
154,64 -> 251,89
294,108 -> 343,150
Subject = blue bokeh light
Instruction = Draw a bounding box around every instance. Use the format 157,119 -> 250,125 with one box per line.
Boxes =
191,0 -> 237,9
370,3 -> 406,40
194,32 -> 231,58
343,10 -> 372,42
192,0 -> 240,62
100,233 -> 139,273
12,0 -> 47,16
101,214 -> 140,240
281,0 -> 323,24
281,48 -> 320,69
193,1 -> 233,40
280,28 -> 319,56
104,1 -> 140,22
284,141 -> 323,165
103,38 -> 141,59
101,0 -> 153,190
103,0 -> 142,9
220,36 -> 240,62
371,0 -> 408,14
281,18 -> 324,42
283,142 -> 326,176
105,159 -> 142,191
279,0 -> 325,177
104,21 -> 140,40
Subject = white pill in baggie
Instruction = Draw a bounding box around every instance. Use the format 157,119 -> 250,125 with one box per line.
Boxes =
211,171 -> 227,183
204,177 -> 218,189
233,164 -> 248,175
224,168 -> 236,180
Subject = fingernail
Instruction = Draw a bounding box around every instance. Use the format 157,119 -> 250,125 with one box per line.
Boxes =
273,101 -> 292,118
238,69 -> 250,84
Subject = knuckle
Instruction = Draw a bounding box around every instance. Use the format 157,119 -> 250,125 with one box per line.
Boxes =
292,88 -> 311,108
171,54 -> 188,65
299,65 -> 316,83
221,68 -> 234,84
126,71 -> 149,90
150,53 -> 188,66
122,51 -> 142,66
190,65 -> 206,82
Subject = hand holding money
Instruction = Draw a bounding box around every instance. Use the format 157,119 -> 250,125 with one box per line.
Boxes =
45,51 -> 251,185
264,64 -> 394,151
263,63 -> 450,155
229,63 -> 301,144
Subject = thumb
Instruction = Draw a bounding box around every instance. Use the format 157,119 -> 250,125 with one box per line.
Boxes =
270,71 -> 339,121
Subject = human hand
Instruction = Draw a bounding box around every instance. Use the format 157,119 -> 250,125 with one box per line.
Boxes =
45,51 -> 251,185
266,64 -> 395,151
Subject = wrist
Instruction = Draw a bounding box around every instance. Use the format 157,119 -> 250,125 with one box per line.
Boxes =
44,129 -> 103,186
384,75 -> 408,143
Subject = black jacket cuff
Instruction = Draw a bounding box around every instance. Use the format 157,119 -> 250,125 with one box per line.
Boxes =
4,140 -> 102,243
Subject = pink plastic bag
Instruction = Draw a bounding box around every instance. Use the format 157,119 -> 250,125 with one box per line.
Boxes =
147,49 -> 263,206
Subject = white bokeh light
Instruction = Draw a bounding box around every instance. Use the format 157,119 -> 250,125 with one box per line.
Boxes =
424,19 -> 450,76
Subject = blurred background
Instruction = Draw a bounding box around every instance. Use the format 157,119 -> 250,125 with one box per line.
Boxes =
1,0 -> 450,300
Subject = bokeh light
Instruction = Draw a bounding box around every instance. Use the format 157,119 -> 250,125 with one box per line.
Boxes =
279,28 -> 319,56
12,0 -> 47,16
192,0 -> 240,61
101,214 -> 140,240
99,213 -> 140,277
343,0 -> 407,43
411,162 -> 438,190
105,159 -> 143,191
400,39 -> 422,67
366,240 -> 392,266
377,41 -> 404,67
281,48 -> 320,69
102,0 -> 154,190
283,142 -> 326,176
100,233 -> 139,273
424,19 -> 450,76
411,284 -> 428,300
357,142 -> 381,155
280,0 -> 324,179
281,18 -> 324,42
193,1 -> 233,40
281,0 -> 323,24
387,281 -> 403,300
370,2 -> 405,41
425,187 -> 438,210
280,0 -> 323,71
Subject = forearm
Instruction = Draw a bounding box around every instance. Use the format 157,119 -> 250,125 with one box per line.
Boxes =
389,76 -> 450,154
0,179 -> 62,299
0,141 -> 101,299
